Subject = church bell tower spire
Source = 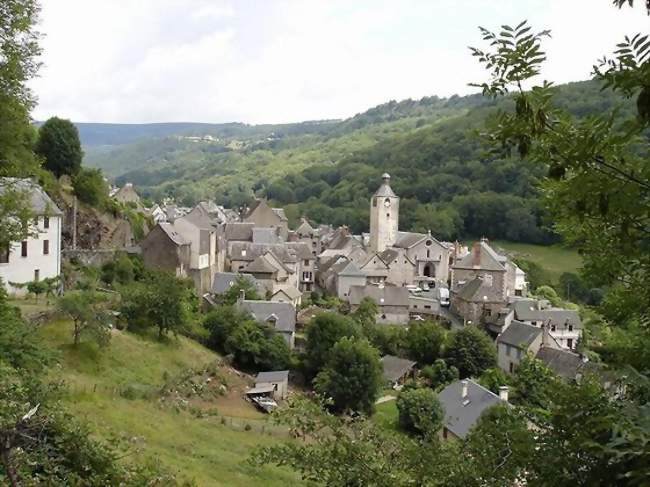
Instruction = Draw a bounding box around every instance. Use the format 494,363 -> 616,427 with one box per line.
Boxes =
369,173 -> 399,252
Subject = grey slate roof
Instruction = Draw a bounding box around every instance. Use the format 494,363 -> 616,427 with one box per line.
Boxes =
286,242 -> 314,260
535,347 -> 592,380
240,300 -> 296,333
158,222 -> 188,246
230,242 -> 298,264
256,370 -> 289,383
212,272 -> 259,295
454,241 -> 506,272
295,219 -> 315,236
272,208 -> 288,222
393,232 -> 426,249
184,204 -> 217,229
225,223 -> 255,241
456,278 -> 484,301
272,286 -> 302,300
252,227 -> 280,244
244,255 -> 280,274
381,355 -> 416,383
373,175 -> 397,198
497,320 -> 542,349
438,379 -> 505,439
379,248 -> 399,265
0,178 -> 63,216
348,285 -> 410,307
511,300 -> 582,329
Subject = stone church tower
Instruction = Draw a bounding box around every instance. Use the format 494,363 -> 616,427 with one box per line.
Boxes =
370,173 -> 399,252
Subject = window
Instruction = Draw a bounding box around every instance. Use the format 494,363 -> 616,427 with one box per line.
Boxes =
427,249 -> 431,258
304,259 -> 310,266
386,213 -> 390,218
43,240 -> 49,255
0,246 -> 8,263
567,338 -> 573,349
551,324 -> 556,332
373,198 -> 377,207
425,240 -> 432,247
483,274 -> 493,287
443,428 -> 448,439
509,362 -> 515,373
424,305 -> 431,309
21,241 -> 27,257
568,325 -> 573,332
43,216 -> 49,229
34,269 -> 40,281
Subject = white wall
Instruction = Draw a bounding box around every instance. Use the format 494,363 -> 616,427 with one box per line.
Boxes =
0,216 -> 61,295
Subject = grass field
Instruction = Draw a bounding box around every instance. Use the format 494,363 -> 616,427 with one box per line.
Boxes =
373,400 -> 399,433
490,241 -> 582,284
36,320 -> 304,486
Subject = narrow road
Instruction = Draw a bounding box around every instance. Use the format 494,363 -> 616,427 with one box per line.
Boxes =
375,395 -> 396,404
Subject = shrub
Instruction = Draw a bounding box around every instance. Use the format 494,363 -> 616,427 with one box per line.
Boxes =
396,387 -> 444,436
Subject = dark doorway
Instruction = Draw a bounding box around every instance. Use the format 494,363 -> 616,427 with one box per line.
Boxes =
423,263 -> 434,277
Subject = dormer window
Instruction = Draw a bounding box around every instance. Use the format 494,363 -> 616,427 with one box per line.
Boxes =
242,249 -> 247,257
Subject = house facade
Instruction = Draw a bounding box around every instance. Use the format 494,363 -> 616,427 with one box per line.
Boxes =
141,222 -> 191,278
0,179 -> 63,296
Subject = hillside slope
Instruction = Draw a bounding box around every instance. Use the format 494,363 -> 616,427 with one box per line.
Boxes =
83,80 -> 634,243
37,320 -> 304,486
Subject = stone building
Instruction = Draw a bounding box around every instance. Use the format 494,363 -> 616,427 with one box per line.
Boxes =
140,222 -> 191,279
348,284 -> 410,325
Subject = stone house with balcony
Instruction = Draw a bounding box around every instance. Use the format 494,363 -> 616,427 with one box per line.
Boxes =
508,298 -> 582,350
287,242 -> 316,293
171,215 -> 218,294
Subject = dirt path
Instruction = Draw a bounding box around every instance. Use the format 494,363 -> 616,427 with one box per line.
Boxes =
375,395 -> 397,404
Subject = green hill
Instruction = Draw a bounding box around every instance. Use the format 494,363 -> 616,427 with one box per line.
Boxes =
83,80 -> 634,244
37,319 -> 304,486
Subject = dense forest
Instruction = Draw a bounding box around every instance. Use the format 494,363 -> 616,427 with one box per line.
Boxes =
86,80 -> 634,244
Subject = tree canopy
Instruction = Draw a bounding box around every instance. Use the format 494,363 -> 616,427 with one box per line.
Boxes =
36,117 -> 83,177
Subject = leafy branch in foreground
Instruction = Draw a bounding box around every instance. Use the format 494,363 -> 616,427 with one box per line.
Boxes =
469,17 -> 650,325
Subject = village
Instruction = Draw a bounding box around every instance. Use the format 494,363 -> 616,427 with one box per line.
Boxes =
1,173 -> 592,440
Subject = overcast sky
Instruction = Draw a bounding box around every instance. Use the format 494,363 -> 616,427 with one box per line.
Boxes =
30,0 -> 649,124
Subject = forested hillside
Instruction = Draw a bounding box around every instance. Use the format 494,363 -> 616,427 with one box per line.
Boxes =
85,80 -> 634,243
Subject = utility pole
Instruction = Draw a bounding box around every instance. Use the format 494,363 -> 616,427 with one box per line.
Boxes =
72,195 -> 77,250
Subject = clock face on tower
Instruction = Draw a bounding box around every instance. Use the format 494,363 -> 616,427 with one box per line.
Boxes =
384,198 -> 391,208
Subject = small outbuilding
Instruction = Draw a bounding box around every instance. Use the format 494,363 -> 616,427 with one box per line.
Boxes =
253,370 -> 289,400
380,355 -> 416,389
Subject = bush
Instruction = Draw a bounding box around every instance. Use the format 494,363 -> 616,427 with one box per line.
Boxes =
445,326 -> 497,378
421,359 -> 458,390
396,387 -> 444,436
73,167 -> 108,207
406,321 -> 446,365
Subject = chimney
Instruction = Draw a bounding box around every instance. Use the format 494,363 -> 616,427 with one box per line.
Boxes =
238,289 -> 246,303
499,386 -> 509,402
472,241 -> 481,267
461,380 -> 468,399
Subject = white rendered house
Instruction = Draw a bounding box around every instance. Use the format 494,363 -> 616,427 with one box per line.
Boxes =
0,179 -> 63,296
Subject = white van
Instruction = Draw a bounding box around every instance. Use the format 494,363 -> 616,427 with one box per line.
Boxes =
438,287 -> 450,307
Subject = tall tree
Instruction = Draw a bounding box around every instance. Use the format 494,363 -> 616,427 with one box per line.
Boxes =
36,117 -> 83,177
0,0 -> 41,176
313,337 -> 382,414
0,1 -> 42,254
304,312 -> 360,377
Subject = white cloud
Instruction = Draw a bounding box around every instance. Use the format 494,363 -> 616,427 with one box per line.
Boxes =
30,0 -> 650,123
